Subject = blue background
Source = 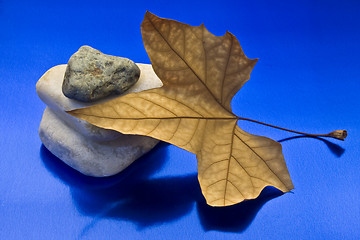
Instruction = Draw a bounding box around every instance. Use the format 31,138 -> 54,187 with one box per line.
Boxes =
1,0 -> 359,239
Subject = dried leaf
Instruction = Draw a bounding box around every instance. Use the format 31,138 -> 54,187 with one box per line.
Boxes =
69,12 -> 294,206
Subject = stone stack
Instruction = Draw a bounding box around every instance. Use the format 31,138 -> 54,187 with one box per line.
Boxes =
36,46 -> 163,176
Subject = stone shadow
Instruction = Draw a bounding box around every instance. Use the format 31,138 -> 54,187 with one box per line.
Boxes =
40,142 -> 200,229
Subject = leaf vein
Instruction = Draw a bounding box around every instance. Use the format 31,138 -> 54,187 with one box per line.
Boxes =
70,112 -> 237,121
177,119 -> 200,148
228,162 -> 255,190
133,95 -> 178,117
220,33 -> 234,105
144,119 -> 162,136
227,179 -> 245,198
206,179 -> 226,189
117,101 -> 147,117
165,118 -> 182,142
146,14 -> 233,116
147,92 -> 204,117
202,158 -> 229,175
202,25 -> 208,85
223,121 -> 238,205
234,131 -> 287,189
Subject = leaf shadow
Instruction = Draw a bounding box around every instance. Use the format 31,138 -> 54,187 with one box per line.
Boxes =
197,187 -> 284,233
278,136 -> 345,157
40,142 -> 284,234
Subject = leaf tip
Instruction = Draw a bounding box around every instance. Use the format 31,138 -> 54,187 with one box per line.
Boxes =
143,10 -> 156,22
252,58 -> 259,65
66,109 -> 77,117
224,30 -> 233,38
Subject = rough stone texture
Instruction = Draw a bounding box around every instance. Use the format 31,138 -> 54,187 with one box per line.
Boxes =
36,64 -> 163,141
62,46 -> 140,102
39,107 -> 158,177
36,63 -> 163,176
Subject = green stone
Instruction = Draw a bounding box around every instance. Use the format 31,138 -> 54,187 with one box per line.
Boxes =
62,46 -> 140,102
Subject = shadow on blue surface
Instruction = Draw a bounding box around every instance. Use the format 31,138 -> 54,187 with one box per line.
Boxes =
197,186 -> 284,233
40,142 -> 199,229
40,142 -> 283,233
278,136 -> 345,157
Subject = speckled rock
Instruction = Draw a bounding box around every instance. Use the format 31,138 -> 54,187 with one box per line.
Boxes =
62,46 -> 140,102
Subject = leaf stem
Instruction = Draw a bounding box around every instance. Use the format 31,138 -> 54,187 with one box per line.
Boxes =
237,116 -> 347,141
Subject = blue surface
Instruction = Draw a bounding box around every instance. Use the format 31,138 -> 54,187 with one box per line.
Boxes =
1,0 -> 359,239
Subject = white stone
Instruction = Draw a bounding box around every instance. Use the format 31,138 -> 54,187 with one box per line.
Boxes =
36,64 -> 163,141
36,63 -> 163,176
39,107 -> 158,177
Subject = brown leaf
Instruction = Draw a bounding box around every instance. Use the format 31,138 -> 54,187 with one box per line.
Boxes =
68,11 -> 294,206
